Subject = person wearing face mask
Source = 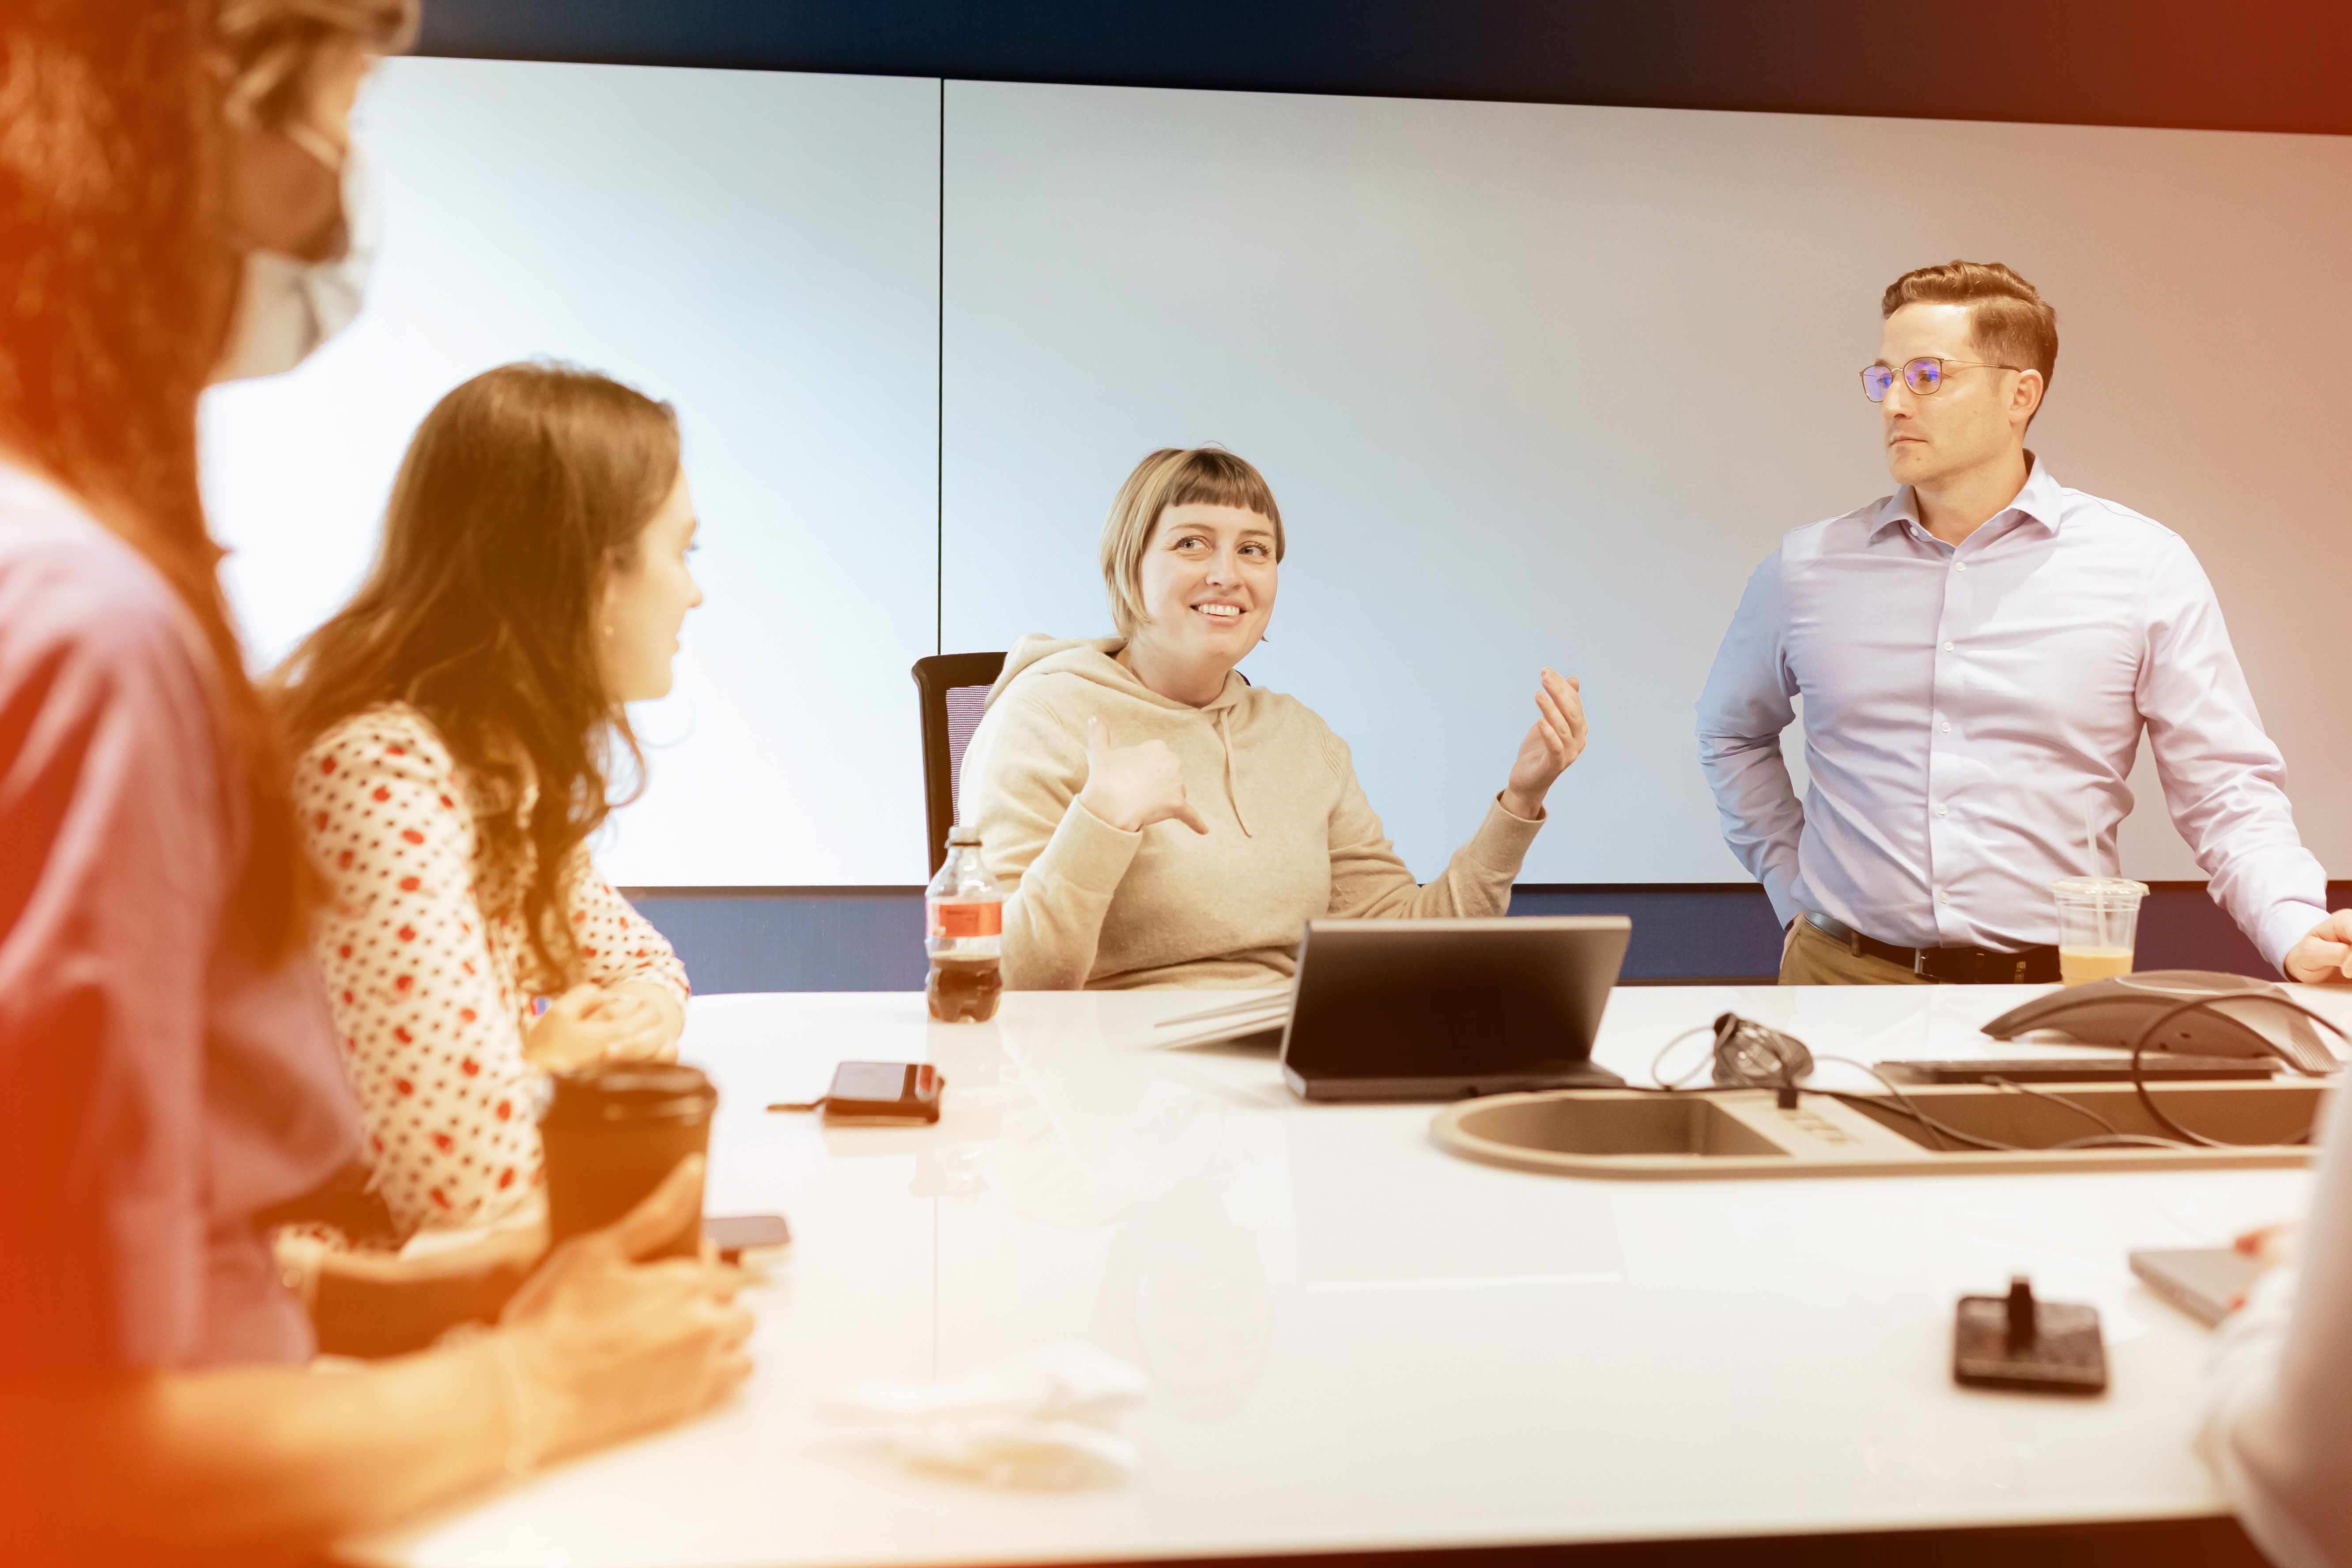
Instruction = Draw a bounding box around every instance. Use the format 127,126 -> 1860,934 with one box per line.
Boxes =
272,363 -> 705,1241
0,6 -> 748,1562
1697,260 -> 2349,987
212,0 -> 394,382
958,446 -> 1589,991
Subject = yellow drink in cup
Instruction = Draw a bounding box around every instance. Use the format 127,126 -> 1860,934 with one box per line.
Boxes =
2059,947 -> 2135,985
2049,877 -> 2149,986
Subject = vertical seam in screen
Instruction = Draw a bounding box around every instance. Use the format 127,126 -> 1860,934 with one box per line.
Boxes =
935,77 -> 945,657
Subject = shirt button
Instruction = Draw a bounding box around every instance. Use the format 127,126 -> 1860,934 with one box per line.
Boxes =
1940,721 -> 1952,733
1955,562 -> 1967,573
1941,641 -> 1954,652
1937,890 -> 1951,905
1936,803 -> 1948,816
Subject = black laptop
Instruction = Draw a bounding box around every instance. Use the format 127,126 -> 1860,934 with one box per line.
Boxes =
1277,916 -> 1631,1101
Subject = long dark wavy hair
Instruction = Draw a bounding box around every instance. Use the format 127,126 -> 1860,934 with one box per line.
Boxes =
273,363 -> 682,986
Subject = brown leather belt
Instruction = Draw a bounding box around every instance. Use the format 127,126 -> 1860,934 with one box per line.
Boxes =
1804,910 -> 2061,985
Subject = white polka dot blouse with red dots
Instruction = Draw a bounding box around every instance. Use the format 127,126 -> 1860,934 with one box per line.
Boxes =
294,703 -> 690,1236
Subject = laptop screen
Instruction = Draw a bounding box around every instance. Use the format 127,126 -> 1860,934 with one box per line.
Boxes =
1280,917 -> 1630,1087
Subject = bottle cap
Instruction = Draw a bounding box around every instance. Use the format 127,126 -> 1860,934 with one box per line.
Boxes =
947,821 -> 981,846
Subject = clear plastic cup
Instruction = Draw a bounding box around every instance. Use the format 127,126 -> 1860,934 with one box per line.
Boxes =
2049,877 -> 2149,986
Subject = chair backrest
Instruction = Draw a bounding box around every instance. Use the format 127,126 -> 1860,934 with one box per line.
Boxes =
911,652 -> 1007,876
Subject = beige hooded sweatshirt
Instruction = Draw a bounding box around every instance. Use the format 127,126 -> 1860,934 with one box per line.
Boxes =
958,634 -> 1545,990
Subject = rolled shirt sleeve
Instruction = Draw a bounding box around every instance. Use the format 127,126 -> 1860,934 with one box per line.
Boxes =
2137,538 -> 2329,973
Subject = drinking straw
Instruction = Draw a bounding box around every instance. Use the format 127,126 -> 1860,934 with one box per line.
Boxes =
2083,790 -> 2103,948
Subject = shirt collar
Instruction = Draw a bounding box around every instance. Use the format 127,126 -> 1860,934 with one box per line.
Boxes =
1871,453 -> 2064,542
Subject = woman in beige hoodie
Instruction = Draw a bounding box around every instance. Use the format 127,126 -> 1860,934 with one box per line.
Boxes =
958,446 -> 1589,990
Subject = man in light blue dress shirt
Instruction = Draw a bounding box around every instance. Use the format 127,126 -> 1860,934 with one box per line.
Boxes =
1697,260 -> 2352,985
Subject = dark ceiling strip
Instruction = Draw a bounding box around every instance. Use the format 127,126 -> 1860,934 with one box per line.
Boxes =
415,0 -> 2352,138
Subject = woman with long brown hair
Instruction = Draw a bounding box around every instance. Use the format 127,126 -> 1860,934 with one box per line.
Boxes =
275,362 -> 702,1236
0,4 -> 747,1561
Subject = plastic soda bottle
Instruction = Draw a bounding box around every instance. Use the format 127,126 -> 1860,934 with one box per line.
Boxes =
925,824 -> 1004,1022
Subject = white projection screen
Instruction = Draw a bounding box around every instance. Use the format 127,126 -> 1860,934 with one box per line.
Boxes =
200,60 -> 941,887
204,60 -> 2352,889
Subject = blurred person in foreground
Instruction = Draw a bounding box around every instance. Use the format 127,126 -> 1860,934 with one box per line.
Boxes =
2204,1085 -> 2352,1567
0,4 -> 749,1564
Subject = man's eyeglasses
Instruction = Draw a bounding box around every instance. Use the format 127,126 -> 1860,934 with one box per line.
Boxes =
1861,357 -> 2022,402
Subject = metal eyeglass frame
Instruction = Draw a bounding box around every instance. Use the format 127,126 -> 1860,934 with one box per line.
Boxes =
1861,357 -> 2023,402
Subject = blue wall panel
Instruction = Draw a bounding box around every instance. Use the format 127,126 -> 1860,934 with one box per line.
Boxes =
627,889 -> 929,994
626,883 -> 2352,994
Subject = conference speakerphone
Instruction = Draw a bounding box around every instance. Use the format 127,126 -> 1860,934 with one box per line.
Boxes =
1983,971 -> 2342,1076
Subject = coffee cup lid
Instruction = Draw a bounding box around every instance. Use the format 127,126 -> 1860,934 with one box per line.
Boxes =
2048,876 -> 2150,901
542,1061 -> 717,1125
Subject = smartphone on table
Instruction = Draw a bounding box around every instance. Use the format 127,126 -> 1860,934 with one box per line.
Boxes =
2130,1248 -> 2263,1326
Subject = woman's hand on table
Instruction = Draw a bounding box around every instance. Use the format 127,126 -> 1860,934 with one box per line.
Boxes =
1499,669 -> 1587,821
493,1154 -> 753,1469
525,983 -> 678,1071
1077,715 -> 1210,835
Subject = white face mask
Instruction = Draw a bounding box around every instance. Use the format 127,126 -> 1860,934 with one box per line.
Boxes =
210,137 -> 377,384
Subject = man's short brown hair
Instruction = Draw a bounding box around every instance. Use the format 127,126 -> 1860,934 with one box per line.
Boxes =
1100,447 -> 1284,636
1881,260 -> 2058,394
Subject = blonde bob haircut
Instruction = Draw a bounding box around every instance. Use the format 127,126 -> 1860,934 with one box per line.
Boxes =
1100,447 -> 1285,636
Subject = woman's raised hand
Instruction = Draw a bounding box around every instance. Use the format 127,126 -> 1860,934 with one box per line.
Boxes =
1076,716 -> 1211,836
1499,669 -> 1588,821
492,1154 -> 754,1469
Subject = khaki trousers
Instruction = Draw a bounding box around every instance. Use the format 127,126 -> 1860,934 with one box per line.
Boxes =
1778,914 -> 1933,986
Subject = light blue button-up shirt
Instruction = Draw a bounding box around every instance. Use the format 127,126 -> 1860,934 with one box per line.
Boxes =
1696,458 -> 2328,970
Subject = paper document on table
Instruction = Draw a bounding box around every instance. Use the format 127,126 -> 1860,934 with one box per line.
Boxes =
1148,989 -> 1291,1050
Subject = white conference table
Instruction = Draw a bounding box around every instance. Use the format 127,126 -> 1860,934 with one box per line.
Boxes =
352,983 -> 2352,1568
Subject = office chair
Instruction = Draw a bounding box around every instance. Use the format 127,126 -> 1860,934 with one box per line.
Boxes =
912,652 -> 1006,875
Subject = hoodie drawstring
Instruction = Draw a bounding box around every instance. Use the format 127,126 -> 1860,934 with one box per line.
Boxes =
1214,706 -> 1252,837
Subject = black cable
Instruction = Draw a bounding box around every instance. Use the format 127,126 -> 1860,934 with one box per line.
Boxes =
1808,1054 -> 2018,1153
1638,1025 -> 2026,1152
1631,1020 -> 2213,1156
1983,1076 -> 2124,1140
1625,1000 -> 2349,1160
2125,994 -> 2348,1149
1649,1024 -> 1715,1090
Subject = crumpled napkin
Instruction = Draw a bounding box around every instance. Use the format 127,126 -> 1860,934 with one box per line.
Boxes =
824,1344 -> 1148,1488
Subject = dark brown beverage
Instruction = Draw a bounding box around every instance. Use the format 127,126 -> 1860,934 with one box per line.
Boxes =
927,955 -> 1003,1023
538,1061 -> 717,1258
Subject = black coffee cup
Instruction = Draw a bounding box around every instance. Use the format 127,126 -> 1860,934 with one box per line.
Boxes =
539,1061 -> 717,1259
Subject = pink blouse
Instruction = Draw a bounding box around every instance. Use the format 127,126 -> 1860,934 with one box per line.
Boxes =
294,704 -> 689,1235
0,462 -> 357,1375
